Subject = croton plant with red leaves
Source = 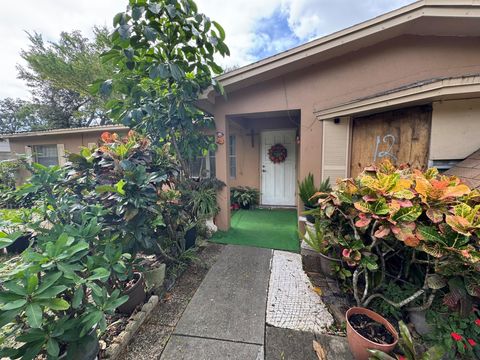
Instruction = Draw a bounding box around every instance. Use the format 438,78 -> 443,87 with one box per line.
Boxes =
311,160 -> 480,312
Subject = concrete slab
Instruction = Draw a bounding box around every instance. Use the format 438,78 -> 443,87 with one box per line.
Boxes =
265,326 -> 318,360
173,245 -> 272,345
267,251 -> 334,333
316,334 -> 354,360
161,335 -> 263,360
265,326 -> 353,360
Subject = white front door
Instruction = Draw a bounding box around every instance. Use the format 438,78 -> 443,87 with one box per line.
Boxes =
261,129 -> 296,206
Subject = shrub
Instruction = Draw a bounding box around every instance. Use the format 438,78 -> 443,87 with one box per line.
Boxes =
231,186 -> 260,209
313,160 -> 479,314
298,173 -> 331,208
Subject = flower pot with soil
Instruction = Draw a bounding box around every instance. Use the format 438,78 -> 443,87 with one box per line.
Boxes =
59,332 -> 100,360
185,225 -> 197,250
6,233 -> 32,254
117,271 -> 146,314
346,307 -> 398,360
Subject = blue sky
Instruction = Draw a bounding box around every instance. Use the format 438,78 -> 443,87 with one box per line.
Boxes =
0,0 -> 414,99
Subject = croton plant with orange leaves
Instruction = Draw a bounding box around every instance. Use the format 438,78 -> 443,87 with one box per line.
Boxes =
312,160 -> 480,311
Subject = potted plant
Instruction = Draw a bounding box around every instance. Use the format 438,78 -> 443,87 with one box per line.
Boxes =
301,220 -> 342,277
231,186 -> 260,210
98,244 -> 146,314
346,307 -> 399,360
188,186 -> 220,234
298,174 -> 330,223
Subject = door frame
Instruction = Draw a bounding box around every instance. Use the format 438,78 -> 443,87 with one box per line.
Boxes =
260,128 -> 297,206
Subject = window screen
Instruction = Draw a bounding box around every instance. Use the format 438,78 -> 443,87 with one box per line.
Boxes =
33,145 -> 58,167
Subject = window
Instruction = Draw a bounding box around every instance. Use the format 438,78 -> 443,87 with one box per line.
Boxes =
190,150 -> 216,178
32,145 -> 58,167
229,135 -> 236,179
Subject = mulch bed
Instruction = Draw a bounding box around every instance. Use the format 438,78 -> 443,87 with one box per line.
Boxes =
348,314 -> 394,344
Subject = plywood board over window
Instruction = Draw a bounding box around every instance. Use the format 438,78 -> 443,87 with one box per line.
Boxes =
350,105 -> 431,177
322,117 -> 351,182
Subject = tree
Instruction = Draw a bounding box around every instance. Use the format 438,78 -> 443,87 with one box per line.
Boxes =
17,27 -> 114,129
98,0 -> 229,176
0,98 -> 45,134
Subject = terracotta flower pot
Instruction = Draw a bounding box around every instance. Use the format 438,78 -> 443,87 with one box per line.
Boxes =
117,272 -> 146,314
346,307 -> 398,360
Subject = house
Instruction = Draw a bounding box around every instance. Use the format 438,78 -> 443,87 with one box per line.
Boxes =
0,125 -> 128,183
198,0 -> 480,230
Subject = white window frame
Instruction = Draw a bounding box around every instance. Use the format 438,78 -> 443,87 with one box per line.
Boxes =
32,144 -> 59,167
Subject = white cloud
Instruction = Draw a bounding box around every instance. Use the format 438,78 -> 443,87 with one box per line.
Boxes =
0,0 -> 414,100
280,0 -> 413,40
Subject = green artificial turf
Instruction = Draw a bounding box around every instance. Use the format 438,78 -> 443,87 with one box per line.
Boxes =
210,208 -> 299,252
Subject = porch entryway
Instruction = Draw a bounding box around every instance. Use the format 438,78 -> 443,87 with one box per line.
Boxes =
211,209 -> 299,252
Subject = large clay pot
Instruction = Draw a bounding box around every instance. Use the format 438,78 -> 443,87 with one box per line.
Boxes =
117,272 -> 146,314
346,307 -> 398,360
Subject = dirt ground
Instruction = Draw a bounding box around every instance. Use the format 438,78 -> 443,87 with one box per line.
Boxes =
118,243 -> 224,360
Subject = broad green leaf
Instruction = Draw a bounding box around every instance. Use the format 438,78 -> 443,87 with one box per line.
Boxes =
87,267 -> 110,281
35,272 -> 62,295
72,286 -> 84,309
0,291 -> 24,302
0,309 -> 18,328
212,21 -> 225,40
169,63 -> 184,81
16,328 -> 47,343
46,338 -> 60,357
2,299 -> 27,310
366,349 -> 396,360
80,310 -> 103,337
26,275 -> 38,294
25,303 -> 42,328
105,295 -> 129,312
45,298 -> 70,311
4,281 -> 27,296
34,285 -> 67,300
148,3 -> 161,14
417,226 -> 446,244
0,237 -> 14,249
391,205 -> 422,222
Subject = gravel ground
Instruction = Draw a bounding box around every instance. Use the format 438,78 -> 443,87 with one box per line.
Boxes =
118,243 -> 224,360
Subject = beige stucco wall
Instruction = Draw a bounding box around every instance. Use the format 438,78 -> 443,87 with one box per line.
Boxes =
213,34 -> 480,230
430,98 -> 480,160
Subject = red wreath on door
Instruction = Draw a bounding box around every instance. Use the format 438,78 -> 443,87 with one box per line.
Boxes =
268,143 -> 287,164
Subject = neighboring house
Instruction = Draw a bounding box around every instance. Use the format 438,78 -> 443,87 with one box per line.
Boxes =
0,139 -> 11,161
0,125 -> 128,183
197,0 -> 480,230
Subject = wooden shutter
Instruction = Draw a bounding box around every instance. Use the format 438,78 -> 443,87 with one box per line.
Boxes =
322,117 -> 351,182
24,146 -> 32,164
57,144 -> 66,166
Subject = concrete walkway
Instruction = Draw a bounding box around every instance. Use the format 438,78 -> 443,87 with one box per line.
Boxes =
160,245 -> 272,360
